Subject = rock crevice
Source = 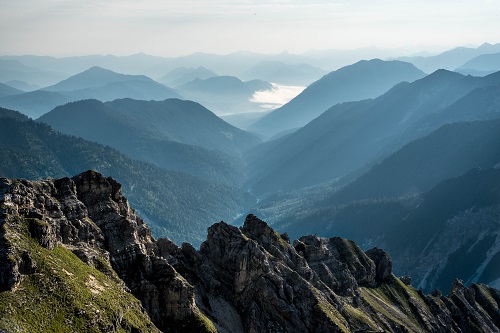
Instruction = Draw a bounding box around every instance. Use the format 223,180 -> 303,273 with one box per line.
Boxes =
1,171 -> 500,333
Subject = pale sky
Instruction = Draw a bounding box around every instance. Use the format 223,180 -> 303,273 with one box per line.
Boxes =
1,0 -> 499,57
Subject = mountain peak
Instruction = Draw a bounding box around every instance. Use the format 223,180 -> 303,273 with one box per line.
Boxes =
43,66 -> 132,92
427,68 -> 464,80
84,65 -> 115,74
2,175 -> 500,332
249,58 -> 425,138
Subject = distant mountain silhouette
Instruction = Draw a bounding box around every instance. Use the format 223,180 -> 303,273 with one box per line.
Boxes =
240,60 -> 327,86
43,66 -> 182,101
455,52 -> 500,76
38,98 -> 258,185
0,58 -> 40,72
397,42 -> 500,74
248,59 -> 426,138
0,67 -> 183,118
219,111 -> 271,131
251,117 -> 500,233
0,107 -> 252,245
176,75 -> 273,115
3,80 -> 40,92
0,90 -> 72,119
63,79 -> 182,101
179,75 -> 271,96
44,66 -> 163,91
405,82 -> 500,142
0,53 -> 169,77
147,51 -> 318,78
0,58 -> 67,87
247,70 -> 500,195
0,82 -> 23,98
331,119 -> 500,203
157,66 -> 217,87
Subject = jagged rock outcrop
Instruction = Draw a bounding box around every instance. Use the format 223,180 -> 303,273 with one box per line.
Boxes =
2,172 -> 500,333
0,171 -> 212,333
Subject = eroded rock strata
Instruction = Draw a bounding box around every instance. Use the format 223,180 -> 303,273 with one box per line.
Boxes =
1,171 -> 499,332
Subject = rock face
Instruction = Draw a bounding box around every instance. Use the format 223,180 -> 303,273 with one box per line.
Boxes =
0,171 -> 210,333
2,171 -> 500,333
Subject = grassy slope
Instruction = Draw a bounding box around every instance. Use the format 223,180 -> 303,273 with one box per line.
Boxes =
0,215 -> 160,333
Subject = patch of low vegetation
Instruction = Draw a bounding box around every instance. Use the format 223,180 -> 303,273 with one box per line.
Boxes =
359,277 -> 430,332
0,216 -> 159,332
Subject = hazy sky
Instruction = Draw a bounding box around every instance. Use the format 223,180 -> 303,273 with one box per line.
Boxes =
1,0 -> 499,57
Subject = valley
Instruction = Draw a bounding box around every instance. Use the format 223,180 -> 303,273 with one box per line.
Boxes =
1,42 -> 500,332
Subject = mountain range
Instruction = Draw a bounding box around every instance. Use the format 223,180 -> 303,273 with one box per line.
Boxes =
0,66 -> 181,119
0,82 -> 23,98
397,42 -> 500,73
455,52 -> 500,76
248,59 -> 426,138
247,118 -> 500,293
157,66 -> 217,87
247,69 -> 500,195
176,75 -> 273,116
2,46 -> 500,306
0,58 -> 68,87
38,98 -> 260,184
0,107 -> 252,245
2,43 -> 498,86
239,60 -> 327,86
1,174 -> 499,332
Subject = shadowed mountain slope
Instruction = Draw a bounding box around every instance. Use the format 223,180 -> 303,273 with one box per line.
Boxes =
1,185 -> 500,333
249,59 -> 426,138
332,119 -> 500,203
39,98 -> 261,159
247,70 -> 500,195
37,99 -> 246,185
0,107 -> 252,245
254,167 -> 500,294
0,67 -> 182,119
0,82 -> 23,98
0,90 -> 72,119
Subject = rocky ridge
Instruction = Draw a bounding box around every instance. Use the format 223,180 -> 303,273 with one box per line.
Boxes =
1,171 -> 500,332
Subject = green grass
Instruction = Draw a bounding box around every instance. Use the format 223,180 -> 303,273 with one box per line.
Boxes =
193,307 -> 217,333
0,216 -> 160,333
311,287 -> 350,332
343,304 -> 380,332
359,277 -> 431,332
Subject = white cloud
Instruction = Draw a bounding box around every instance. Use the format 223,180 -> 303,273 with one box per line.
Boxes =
250,84 -> 305,110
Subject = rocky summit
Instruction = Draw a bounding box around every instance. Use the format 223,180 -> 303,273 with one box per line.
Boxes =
1,171 -> 500,332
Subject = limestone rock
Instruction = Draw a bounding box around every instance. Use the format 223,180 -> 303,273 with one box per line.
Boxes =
2,173 -> 500,333
366,247 -> 393,282
0,171 -> 212,333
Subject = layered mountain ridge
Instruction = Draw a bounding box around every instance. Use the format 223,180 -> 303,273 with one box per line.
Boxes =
249,59 -> 426,138
2,49 -> 500,333
247,69 -> 500,195
0,107 -> 251,245
0,66 -> 182,119
249,120 -> 500,294
1,171 -> 499,332
37,98 -> 260,185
